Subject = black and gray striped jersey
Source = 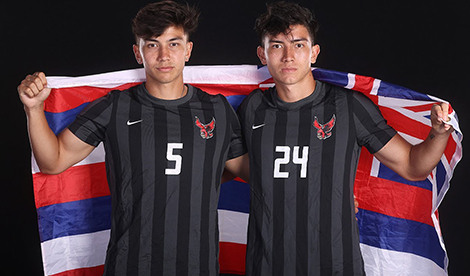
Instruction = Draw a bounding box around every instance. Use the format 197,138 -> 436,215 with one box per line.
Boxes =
238,81 -> 396,276
68,83 -> 246,276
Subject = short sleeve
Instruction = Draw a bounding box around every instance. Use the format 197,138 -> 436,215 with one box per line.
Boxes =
68,92 -> 115,147
352,92 -> 397,154
222,96 -> 247,160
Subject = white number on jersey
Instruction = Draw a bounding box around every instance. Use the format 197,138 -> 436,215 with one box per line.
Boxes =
274,146 -> 309,178
166,143 -> 183,175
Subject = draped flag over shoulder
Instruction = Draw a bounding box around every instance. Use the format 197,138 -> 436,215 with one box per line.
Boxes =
32,65 -> 462,276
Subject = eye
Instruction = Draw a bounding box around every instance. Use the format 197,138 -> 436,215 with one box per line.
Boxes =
170,42 -> 180,47
272,44 -> 282,49
295,43 -> 305,48
147,43 -> 157,48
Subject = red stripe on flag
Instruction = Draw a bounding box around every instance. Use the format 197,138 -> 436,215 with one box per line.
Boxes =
50,265 -> 104,276
45,83 -> 141,113
354,150 -> 433,226
33,163 -> 109,208
444,134 -> 457,164
403,103 -> 435,113
219,242 -> 246,275
356,176 -> 433,226
353,75 -> 375,94
379,106 -> 431,140
190,83 -> 259,96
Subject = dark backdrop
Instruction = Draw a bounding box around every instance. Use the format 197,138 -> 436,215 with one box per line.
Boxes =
3,1 -> 468,275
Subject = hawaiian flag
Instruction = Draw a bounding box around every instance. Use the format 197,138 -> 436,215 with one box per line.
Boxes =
32,65 -> 462,275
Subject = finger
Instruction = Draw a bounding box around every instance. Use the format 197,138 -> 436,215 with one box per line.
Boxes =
440,102 -> 449,122
35,72 -> 48,87
32,73 -> 45,91
432,104 -> 444,125
20,76 -> 40,97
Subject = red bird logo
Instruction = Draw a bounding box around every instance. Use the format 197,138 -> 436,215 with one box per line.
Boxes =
313,114 -> 336,140
195,116 -> 216,139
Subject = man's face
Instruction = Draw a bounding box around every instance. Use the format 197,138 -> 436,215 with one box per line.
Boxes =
257,24 -> 320,87
133,25 -> 193,86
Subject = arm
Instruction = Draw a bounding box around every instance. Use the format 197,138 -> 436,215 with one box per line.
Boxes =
374,103 -> 453,181
223,153 -> 250,183
18,72 -> 95,174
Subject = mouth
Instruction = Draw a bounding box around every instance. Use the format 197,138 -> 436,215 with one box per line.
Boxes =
156,66 -> 174,72
281,67 -> 297,73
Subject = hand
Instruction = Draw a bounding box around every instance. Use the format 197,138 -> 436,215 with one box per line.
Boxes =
18,72 -> 52,110
431,102 -> 453,134
354,195 -> 359,215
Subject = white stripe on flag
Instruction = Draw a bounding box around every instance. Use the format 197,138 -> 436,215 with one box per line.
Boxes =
360,244 -> 447,276
46,66 -> 274,89
345,73 -> 356,89
41,230 -> 110,276
47,68 -> 145,89
218,209 -> 248,244
370,78 -> 381,95
32,143 -> 105,174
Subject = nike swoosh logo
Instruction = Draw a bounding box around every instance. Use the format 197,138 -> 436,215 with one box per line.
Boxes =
127,119 -> 143,126
252,123 -> 265,130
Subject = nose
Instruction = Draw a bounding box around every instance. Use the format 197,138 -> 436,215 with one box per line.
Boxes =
157,46 -> 170,62
282,45 -> 294,62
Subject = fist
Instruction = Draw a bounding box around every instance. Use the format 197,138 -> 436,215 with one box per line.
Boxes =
431,102 -> 453,133
18,72 -> 52,109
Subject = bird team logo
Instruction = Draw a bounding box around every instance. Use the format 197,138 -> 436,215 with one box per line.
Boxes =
195,116 -> 216,139
313,114 -> 336,140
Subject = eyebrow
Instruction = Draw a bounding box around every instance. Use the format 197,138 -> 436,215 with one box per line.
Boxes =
268,38 -> 310,44
145,37 -> 185,43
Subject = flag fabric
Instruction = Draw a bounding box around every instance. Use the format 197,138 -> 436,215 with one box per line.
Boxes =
32,65 -> 462,276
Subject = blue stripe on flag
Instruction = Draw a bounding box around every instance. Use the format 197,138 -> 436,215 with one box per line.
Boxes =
37,196 -> 111,242
44,103 -> 89,135
435,161 -> 446,195
226,95 -> 247,111
378,164 -> 432,190
312,68 -> 349,87
377,82 -> 433,101
358,209 -> 446,269
218,180 -> 250,214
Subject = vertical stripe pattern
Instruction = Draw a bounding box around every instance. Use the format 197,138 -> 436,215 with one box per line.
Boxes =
68,84 -> 245,276
239,81 -> 395,275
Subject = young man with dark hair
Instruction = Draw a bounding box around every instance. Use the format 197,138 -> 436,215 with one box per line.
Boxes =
237,2 -> 453,275
18,1 -> 247,275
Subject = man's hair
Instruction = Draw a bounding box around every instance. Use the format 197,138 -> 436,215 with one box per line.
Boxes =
132,0 -> 200,42
254,1 -> 319,46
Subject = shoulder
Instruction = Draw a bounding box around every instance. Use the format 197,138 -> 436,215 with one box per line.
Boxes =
190,85 -> 225,102
239,88 -> 270,110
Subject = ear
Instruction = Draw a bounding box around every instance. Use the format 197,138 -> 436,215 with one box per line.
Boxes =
133,44 -> 143,65
257,46 -> 267,65
185,41 -> 193,62
310,44 -> 321,64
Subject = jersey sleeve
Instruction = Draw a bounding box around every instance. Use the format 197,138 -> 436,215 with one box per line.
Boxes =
352,91 -> 397,154
68,91 -> 115,147
222,96 -> 247,160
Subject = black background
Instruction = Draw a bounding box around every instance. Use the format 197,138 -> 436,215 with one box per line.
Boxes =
2,1 -> 468,275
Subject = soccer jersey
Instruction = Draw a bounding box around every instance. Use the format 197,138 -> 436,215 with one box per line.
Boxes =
68,83 -> 245,276
237,81 -> 396,276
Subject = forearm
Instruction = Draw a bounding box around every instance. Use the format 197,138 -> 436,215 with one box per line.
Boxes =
224,153 -> 250,183
25,106 -> 62,174
408,128 -> 451,179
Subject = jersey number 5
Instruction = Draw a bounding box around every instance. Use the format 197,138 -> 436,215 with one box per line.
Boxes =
274,146 -> 309,178
166,143 -> 183,175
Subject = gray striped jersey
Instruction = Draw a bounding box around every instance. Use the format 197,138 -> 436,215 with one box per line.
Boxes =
68,84 -> 245,276
238,81 -> 396,276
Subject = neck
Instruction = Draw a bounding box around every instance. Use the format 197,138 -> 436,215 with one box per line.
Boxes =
144,76 -> 186,100
276,73 -> 316,103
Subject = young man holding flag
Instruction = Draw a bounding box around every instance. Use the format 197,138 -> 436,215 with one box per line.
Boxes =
18,1 -> 247,275
236,2 -> 454,275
